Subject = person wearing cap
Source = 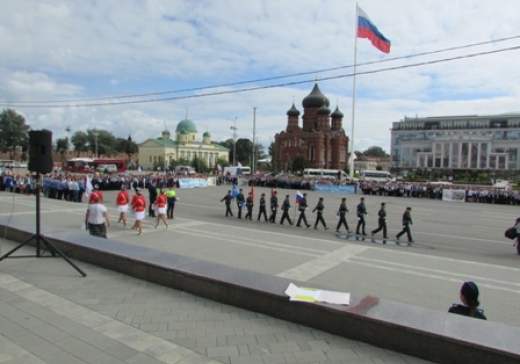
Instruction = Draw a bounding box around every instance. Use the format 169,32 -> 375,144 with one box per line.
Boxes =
165,187 -> 177,219
448,281 -> 486,320
371,202 -> 388,239
396,207 -> 413,243
355,197 -> 367,236
88,183 -> 104,204
336,197 -> 351,233
268,191 -> 278,223
130,188 -> 146,235
236,188 -> 245,219
279,195 -> 293,225
296,193 -> 311,228
244,191 -> 254,220
257,193 -> 268,222
220,190 -> 233,217
116,185 -> 130,227
312,197 -> 329,230
154,188 -> 169,228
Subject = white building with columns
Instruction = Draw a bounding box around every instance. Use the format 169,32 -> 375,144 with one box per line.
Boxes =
390,113 -> 520,172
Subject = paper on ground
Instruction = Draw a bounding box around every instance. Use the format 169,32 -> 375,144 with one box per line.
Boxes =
285,283 -> 350,305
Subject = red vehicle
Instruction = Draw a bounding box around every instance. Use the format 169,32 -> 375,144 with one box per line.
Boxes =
64,158 -> 126,173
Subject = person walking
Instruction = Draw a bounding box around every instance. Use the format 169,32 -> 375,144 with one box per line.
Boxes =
85,196 -> 110,238
88,183 -> 104,204
258,193 -> 268,221
165,186 -> 177,219
448,281 -> 486,320
396,206 -> 414,243
244,191 -> 254,220
336,197 -> 351,233
296,193 -> 311,228
116,185 -> 130,227
269,191 -> 279,223
371,202 -> 388,239
130,188 -> 146,235
154,188 -> 169,228
236,188 -> 245,219
514,217 -> 520,255
279,195 -> 293,225
356,197 -> 367,235
312,197 -> 329,230
147,180 -> 157,218
220,190 -> 233,217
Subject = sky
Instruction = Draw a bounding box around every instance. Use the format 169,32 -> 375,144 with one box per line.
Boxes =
1,0 -> 520,155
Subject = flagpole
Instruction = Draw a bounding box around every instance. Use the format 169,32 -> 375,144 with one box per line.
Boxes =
349,4 -> 360,181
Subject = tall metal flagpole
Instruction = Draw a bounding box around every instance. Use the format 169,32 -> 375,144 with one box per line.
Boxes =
349,4 -> 360,180
252,107 -> 257,174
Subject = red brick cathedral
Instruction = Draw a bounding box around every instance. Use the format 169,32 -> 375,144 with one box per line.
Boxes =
274,82 -> 350,171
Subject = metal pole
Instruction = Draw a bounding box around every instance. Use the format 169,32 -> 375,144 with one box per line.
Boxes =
253,107 -> 257,174
230,118 -> 238,166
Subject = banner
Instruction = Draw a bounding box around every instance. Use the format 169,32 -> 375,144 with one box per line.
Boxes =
178,179 -> 208,189
442,189 -> 466,202
313,183 -> 357,194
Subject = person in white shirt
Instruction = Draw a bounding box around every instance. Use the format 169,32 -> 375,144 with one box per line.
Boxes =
85,196 -> 110,238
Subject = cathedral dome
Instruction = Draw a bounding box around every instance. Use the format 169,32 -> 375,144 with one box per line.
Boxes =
287,103 -> 300,117
331,106 -> 344,119
203,131 -> 211,137
176,119 -> 197,133
302,82 -> 330,109
317,102 -> 330,115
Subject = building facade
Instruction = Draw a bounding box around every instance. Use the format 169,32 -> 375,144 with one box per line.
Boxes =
138,118 -> 229,170
274,83 -> 349,171
390,114 -> 520,172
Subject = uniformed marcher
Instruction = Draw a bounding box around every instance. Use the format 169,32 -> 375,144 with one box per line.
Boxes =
312,197 -> 329,230
356,197 -> 367,235
220,190 -> 233,217
236,188 -> 245,219
336,197 -> 351,233
244,192 -> 254,220
396,206 -> 414,243
258,193 -> 268,221
371,202 -> 388,239
269,191 -> 278,223
279,195 -> 293,225
296,193 -> 311,228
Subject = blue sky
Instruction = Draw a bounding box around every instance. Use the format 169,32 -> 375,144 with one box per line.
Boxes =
1,0 -> 520,154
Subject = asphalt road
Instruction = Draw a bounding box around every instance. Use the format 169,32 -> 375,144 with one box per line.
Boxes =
1,185 -> 519,327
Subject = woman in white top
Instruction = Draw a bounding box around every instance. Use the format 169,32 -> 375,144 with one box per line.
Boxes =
85,196 -> 110,238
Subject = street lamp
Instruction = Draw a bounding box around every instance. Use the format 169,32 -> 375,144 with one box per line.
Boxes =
65,125 -> 71,156
230,117 -> 238,166
93,129 -> 99,158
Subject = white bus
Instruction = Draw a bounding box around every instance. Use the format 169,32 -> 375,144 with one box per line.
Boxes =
359,170 -> 396,182
302,168 -> 350,181
223,166 -> 250,175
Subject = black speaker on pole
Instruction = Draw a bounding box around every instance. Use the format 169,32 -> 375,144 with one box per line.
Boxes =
28,129 -> 53,174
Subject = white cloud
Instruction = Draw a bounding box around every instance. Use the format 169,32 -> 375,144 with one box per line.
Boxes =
0,0 -> 519,156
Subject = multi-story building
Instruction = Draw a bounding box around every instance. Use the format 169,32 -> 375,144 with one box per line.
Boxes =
390,114 -> 520,173
273,82 -> 349,171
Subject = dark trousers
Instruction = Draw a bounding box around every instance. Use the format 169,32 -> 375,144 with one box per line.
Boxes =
372,218 -> 387,238
336,214 -> 349,232
314,212 -> 327,229
356,214 -> 366,235
280,211 -> 292,225
258,206 -> 267,221
237,204 -> 243,219
269,208 -> 277,223
396,224 -> 413,242
225,203 -> 233,217
296,210 -> 309,227
245,206 -> 253,220
167,199 -> 175,218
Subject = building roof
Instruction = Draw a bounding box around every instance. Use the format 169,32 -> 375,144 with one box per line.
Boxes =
302,82 -> 330,109
287,103 -> 301,117
176,118 -> 197,133
139,138 -> 229,151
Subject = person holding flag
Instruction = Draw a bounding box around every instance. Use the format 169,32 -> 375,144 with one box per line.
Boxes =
296,192 -> 311,228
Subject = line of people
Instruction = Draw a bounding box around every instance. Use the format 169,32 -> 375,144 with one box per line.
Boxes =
219,189 -> 415,243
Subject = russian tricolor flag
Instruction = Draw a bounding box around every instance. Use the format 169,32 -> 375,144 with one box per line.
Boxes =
357,6 -> 391,54
295,190 -> 303,204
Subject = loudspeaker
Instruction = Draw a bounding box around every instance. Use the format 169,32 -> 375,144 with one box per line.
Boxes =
28,129 -> 53,174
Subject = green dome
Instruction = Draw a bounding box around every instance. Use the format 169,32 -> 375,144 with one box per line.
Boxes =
180,129 -> 188,135
176,119 -> 197,133
203,131 -> 211,137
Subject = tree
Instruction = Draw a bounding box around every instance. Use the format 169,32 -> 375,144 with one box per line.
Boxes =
71,131 -> 89,156
116,136 -> 138,161
0,109 -> 30,159
216,156 -> 229,168
268,141 -> 275,159
87,129 -> 118,157
362,146 -> 389,157
291,155 -> 307,173
55,138 -> 69,162
235,138 -> 254,166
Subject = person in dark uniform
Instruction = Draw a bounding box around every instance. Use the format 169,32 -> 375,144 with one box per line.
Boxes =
166,187 -> 176,219
269,191 -> 278,223
244,191 -> 254,220
336,197 -> 351,233
356,197 -> 367,235
258,193 -> 268,221
312,197 -> 329,230
448,281 -> 486,320
220,190 -> 233,217
296,193 -> 311,228
236,188 -> 245,219
371,202 -> 388,239
147,180 -> 158,217
396,206 -> 413,243
279,195 -> 293,225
